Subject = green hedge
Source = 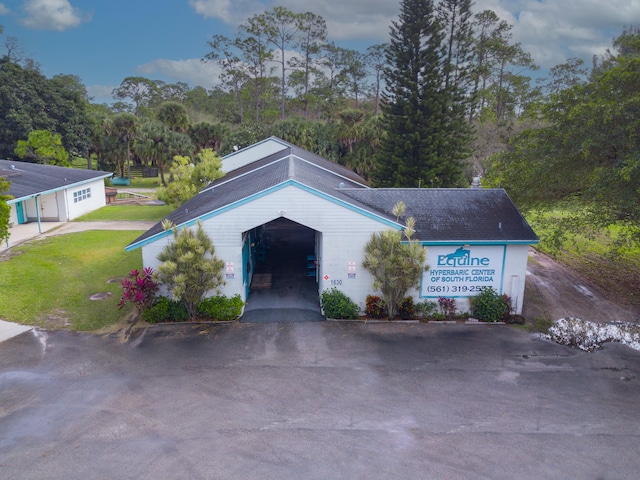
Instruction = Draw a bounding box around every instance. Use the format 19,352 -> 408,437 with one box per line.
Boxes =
143,294 -> 244,323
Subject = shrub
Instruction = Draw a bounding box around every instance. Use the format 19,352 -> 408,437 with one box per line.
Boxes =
501,294 -> 514,321
156,221 -> 225,320
415,300 -> 438,317
365,295 -> 386,318
321,288 -> 359,319
438,297 -> 457,319
142,296 -> 189,323
471,287 -> 507,322
118,268 -> 158,314
197,295 -> 244,321
398,297 -> 415,319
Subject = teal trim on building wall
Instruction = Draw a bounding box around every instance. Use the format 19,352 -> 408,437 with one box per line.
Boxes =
126,180 -> 402,251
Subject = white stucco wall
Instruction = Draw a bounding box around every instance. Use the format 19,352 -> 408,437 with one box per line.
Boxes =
221,139 -> 288,173
419,243 -> 529,315
12,179 -> 107,223
140,184 -> 532,316
65,179 -> 107,220
141,184 -> 397,307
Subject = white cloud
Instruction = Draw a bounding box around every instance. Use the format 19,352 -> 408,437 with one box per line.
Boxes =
86,84 -> 116,103
188,0 -> 261,24
136,58 -> 223,89
19,0 -> 90,31
475,0 -> 640,68
188,0 -> 640,71
0,3 -> 10,15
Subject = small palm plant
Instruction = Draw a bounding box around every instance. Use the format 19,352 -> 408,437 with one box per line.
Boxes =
362,204 -> 428,319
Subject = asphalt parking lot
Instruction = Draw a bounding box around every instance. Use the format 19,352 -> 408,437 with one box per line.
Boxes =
1,321 -> 639,480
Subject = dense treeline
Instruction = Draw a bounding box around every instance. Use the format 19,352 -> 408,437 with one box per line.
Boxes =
0,3 -> 540,183
1,6 -> 639,241
487,26 -> 640,245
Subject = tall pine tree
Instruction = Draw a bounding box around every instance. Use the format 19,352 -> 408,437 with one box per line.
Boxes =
374,0 -> 472,188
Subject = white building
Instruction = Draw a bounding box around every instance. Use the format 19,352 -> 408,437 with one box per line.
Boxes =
1,159 -> 112,231
126,138 -> 538,315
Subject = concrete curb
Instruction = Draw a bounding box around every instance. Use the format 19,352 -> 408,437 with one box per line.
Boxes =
0,319 -> 33,343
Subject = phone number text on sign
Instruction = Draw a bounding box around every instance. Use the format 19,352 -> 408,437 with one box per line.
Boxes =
421,245 -> 504,297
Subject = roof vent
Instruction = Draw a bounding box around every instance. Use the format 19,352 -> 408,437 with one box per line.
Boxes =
471,176 -> 481,188
338,182 -> 345,188
10,164 -> 15,169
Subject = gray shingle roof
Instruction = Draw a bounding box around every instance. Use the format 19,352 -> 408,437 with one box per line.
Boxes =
0,160 -> 112,201
127,137 -> 538,249
341,188 -> 538,243
129,145 -> 374,246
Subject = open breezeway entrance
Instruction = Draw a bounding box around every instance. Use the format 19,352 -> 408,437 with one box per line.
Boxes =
241,217 -> 324,323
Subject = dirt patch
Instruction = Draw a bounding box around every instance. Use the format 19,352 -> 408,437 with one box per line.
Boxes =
39,309 -> 71,329
523,248 -> 640,323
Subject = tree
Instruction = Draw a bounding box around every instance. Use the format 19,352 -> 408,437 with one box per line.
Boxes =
157,149 -> 224,207
365,44 -> 389,116
112,77 -> 161,113
0,177 -> 11,245
238,16 -> 277,123
486,28 -> 640,246
247,7 -> 300,119
156,221 -> 225,320
157,101 -> 190,133
134,120 -> 194,185
14,130 -> 69,165
289,12 -> 327,117
362,215 -> 427,319
188,121 -> 230,152
375,0 -> 468,188
342,49 -> 368,109
314,42 -> 350,116
468,10 -> 537,122
110,113 -> 139,178
204,34 -> 250,122
0,59 -> 92,160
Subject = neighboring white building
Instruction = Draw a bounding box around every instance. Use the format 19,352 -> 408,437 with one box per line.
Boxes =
126,137 -> 538,315
1,160 -> 112,229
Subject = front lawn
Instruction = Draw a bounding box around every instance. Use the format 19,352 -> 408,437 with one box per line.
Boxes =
0,231 -> 144,331
75,204 -> 173,222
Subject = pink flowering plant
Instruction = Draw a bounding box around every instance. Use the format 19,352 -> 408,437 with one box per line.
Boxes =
438,296 -> 457,320
118,268 -> 158,314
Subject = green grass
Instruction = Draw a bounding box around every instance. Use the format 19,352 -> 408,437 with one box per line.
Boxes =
75,204 -> 173,222
0,231 -> 144,331
526,209 -> 640,306
129,177 -> 162,188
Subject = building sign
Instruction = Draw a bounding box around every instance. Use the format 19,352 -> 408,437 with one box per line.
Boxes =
348,261 -> 356,279
421,245 -> 504,297
226,262 -> 234,280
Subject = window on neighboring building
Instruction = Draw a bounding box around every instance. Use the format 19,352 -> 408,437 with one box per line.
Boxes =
73,188 -> 91,203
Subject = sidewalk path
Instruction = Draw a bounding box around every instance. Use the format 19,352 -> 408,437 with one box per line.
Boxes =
1,220 -> 156,342
39,221 -> 157,238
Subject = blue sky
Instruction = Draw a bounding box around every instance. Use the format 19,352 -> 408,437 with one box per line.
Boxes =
1,0 -> 639,104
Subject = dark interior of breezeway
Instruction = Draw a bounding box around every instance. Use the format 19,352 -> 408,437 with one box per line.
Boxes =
241,217 -> 324,323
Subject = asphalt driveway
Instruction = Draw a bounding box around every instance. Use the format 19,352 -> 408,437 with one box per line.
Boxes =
1,322 -> 639,479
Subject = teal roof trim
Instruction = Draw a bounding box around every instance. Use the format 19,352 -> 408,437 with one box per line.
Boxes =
126,180 -> 402,251
7,174 -> 112,204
